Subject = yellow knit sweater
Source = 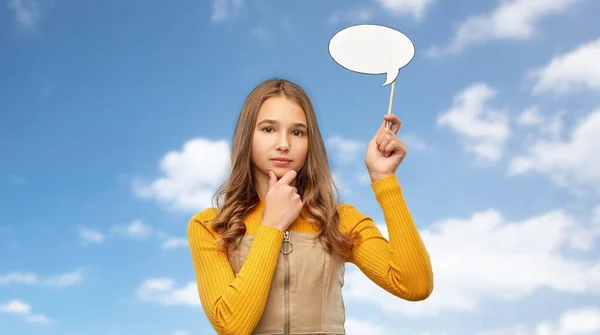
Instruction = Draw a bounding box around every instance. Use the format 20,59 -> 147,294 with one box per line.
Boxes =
187,174 -> 434,335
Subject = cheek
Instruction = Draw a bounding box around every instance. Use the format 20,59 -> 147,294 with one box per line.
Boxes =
251,137 -> 266,158
298,141 -> 309,160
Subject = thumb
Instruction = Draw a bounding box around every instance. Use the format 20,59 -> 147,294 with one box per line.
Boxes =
268,171 -> 276,188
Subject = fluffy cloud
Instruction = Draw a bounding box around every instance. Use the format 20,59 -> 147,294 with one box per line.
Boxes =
326,135 -> 366,165
508,107 -> 600,193
132,138 -> 230,213
478,306 -> 600,335
210,0 -> 243,23
7,0 -> 42,31
428,0 -> 582,56
344,206 -> 600,317
250,27 -> 272,42
529,38 -> 600,94
78,227 -> 105,245
81,219 -> 190,251
111,220 -> 153,239
517,105 -> 545,126
135,278 -> 200,307
344,318 -> 391,335
328,8 -> 375,26
402,133 -> 428,152
437,83 -> 510,163
0,299 -> 51,324
0,269 -> 83,288
331,169 -> 353,196
0,299 -> 30,314
328,0 -> 435,25
374,0 -> 436,21
161,238 -> 188,250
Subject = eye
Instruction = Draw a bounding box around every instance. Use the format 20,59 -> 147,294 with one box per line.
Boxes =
263,127 -> 273,133
292,130 -> 305,136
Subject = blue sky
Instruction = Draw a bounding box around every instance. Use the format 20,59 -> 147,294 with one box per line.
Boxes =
2,0 -> 600,334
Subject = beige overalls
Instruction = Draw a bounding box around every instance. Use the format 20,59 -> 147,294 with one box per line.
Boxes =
227,230 -> 347,335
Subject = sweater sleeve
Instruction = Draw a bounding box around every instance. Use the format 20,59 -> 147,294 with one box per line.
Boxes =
187,210 -> 284,335
342,174 -> 434,301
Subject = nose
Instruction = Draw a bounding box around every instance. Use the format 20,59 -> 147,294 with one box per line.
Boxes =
276,135 -> 289,151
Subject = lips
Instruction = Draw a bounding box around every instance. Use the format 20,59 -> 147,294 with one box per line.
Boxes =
271,157 -> 292,162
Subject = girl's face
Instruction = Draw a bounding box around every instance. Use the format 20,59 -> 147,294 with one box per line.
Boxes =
251,96 -> 309,182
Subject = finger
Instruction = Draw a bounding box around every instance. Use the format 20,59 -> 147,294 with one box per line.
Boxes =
378,133 -> 395,152
371,118 -> 389,145
383,115 -> 401,134
375,126 -> 389,147
376,123 -> 397,145
278,169 -> 297,185
372,120 -> 385,145
384,141 -> 395,157
395,138 -> 408,155
268,171 -> 277,188
381,139 -> 393,155
383,115 -> 402,134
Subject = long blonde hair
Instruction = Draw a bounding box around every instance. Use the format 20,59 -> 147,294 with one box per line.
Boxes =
210,78 -> 357,258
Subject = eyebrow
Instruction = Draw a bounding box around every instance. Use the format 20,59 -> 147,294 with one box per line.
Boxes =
256,119 -> 307,129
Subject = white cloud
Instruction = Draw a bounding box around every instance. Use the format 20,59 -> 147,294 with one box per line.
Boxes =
374,0 -> 436,22
478,306 -> 600,335
345,317 -> 390,335
81,220 -> 188,251
508,107 -> 600,193
26,314 -> 51,324
0,299 -> 51,325
0,299 -> 30,314
135,278 -> 200,307
0,269 -> 83,288
326,135 -> 366,164
78,227 -> 105,245
518,105 -> 545,126
7,0 -> 42,31
344,207 -> 600,317
162,238 -> 188,250
538,110 -> 565,140
427,0 -> 582,56
132,138 -> 230,213
41,270 -> 83,288
594,205 -> 600,223
332,169 -> 352,196
251,27 -> 272,42
437,83 -> 510,163
328,7 -> 375,26
210,0 -> 243,23
328,0 -> 435,25
402,133 -> 428,151
357,172 -> 372,185
112,220 -> 153,239
529,38 -> 600,94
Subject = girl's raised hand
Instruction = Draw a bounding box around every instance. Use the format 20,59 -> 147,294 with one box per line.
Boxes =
365,114 -> 407,182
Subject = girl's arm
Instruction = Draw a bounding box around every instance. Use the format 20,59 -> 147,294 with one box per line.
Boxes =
342,174 -> 434,301
187,211 -> 284,335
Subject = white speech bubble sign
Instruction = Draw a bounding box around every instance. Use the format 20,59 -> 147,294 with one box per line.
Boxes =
329,24 -> 415,86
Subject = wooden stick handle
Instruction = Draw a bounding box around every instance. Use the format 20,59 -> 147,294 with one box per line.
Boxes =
387,81 -> 395,128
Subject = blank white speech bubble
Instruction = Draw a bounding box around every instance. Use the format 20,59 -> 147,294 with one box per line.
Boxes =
329,24 -> 415,86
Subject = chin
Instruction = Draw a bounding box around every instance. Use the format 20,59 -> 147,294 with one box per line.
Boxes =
270,166 -> 298,176
273,167 -> 295,174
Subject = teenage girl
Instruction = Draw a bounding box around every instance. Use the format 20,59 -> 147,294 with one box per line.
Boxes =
187,78 -> 434,335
